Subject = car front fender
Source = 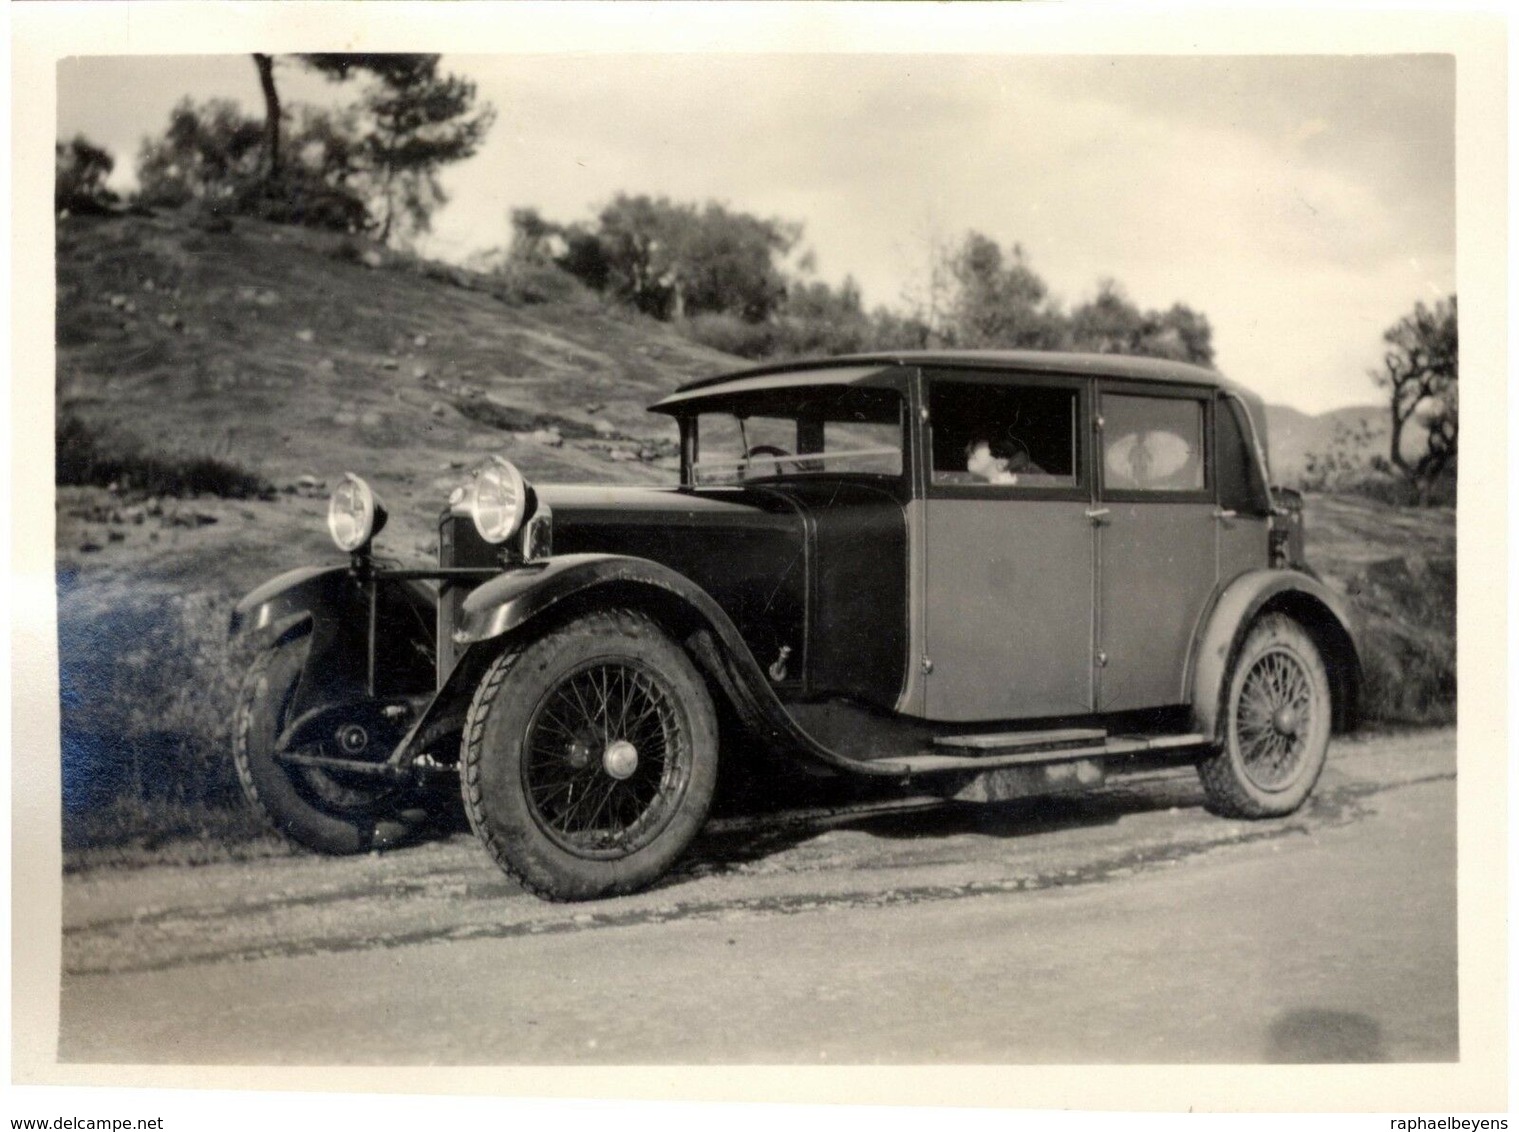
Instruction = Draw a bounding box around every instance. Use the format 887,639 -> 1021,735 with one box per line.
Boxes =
397,553 -> 758,767
1189,568 -> 1362,741
229,564 -> 358,642
452,553 -> 748,649
230,563 -> 437,724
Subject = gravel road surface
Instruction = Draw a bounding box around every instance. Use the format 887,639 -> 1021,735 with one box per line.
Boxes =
59,728 -> 1455,1064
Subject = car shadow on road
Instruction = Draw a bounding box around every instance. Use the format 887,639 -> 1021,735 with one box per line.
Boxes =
1265,1009 -> 1388,1062
672,769 -> 1210,885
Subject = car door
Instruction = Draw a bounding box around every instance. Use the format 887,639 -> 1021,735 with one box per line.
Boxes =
1094,384 -> 1218,712
921,369 -> 1096,722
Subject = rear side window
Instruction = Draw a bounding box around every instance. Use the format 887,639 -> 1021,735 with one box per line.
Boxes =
1217,397 -> 1272,515
1101,394 -> 1205,494
929,379 -> 1080,488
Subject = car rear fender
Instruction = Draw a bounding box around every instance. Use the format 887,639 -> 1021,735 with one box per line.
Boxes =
1189,568 -> 1362,741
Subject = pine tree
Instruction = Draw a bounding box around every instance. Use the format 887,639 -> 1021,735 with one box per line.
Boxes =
303,54 -> 494,244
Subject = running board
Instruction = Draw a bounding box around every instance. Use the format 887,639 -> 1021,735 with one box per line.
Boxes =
933,727 -> 1106,754
876,732 -> 1211,776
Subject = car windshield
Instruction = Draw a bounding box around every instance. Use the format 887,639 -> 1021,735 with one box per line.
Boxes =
690,386 -> 904,485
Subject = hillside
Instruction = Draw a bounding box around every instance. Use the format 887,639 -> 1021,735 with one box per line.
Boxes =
55,211 -> 740,594
51,210 -> 1454,855
56,209 -> 1424,587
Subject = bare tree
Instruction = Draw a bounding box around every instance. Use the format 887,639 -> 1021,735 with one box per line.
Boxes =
1371,295 -> 1458,492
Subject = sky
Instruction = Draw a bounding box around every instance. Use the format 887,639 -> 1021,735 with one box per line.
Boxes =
56,52 -> 1456,414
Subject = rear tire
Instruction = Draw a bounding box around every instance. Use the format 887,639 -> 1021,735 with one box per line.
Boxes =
1198,613 -> 1332,818
232,636 -> 429,854
460,609 -> 719,901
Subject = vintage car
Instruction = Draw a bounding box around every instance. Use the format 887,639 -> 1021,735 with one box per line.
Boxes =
230,351 -> 1360,901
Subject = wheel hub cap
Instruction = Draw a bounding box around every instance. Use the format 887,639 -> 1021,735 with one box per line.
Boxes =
1272,707 -> 1299,736
602,739 -> 639,780
336,724 -> 369,755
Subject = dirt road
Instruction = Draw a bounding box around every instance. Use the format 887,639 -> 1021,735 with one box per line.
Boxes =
59,729 -> 1455,1064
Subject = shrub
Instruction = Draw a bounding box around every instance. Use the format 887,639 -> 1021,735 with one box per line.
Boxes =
680,304 -> 927,362
1299,417 -> 1387,493
56,412 -> 275,500
682,311 -> 779,359
487,259 -> 586,306
325,236 -> 367,264
1343,555 -> 1456,725
56,135 -> 119,215
134,98 -> 370,234
1301,417 -> 1455,508
1341,473 -> 1455,509
62,797 -> 290,871
57,584 -> 248,825
230,171 -> 369,233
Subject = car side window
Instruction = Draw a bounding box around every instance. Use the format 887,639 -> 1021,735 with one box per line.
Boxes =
1101,394 -> 1205,493
929,379 -> 1080,488
1217,397 -> 1271,514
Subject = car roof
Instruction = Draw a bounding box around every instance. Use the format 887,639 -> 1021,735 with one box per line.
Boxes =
649,363 -> 903,413
649,350 -> 1274,467
651,350 -> 1253,408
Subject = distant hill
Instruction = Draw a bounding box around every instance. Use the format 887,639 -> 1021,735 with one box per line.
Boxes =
1266,403 -> 1379,483
1264,402 -> 1431,486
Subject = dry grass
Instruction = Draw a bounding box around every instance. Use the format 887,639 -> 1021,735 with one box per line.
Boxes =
62,797 -> 294,873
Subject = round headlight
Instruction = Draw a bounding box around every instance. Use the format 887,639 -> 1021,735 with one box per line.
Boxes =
471,457 -> 528,544
328,473 -> 385,552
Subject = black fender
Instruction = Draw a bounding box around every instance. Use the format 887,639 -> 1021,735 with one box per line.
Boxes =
229,564 -> 437,729
1188,568 -> 1362,742
453,553 -> 746,649
231,565 -> 356,642
414,553 -> 905,777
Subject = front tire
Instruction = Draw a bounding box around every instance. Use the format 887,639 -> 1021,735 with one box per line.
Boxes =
1198,613 -> 1332,818
460,610 -> 719,901
232,636 -> 428,854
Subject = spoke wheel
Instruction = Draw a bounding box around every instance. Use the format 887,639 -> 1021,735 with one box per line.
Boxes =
461,609 -> 719,901
523,659 -> 692,859
1234,648 -> 1316,791
1198,613 -> 1332,818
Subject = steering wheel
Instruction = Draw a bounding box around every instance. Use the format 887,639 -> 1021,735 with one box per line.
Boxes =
744,444 -> 794,475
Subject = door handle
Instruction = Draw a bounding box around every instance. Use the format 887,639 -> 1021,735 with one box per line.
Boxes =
1214,508 -> 1238,521
1085,507 -> 1111,523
